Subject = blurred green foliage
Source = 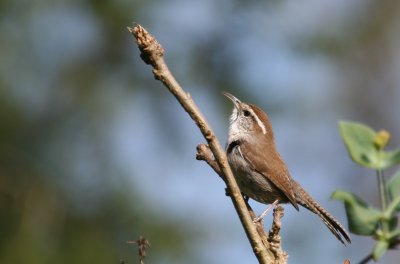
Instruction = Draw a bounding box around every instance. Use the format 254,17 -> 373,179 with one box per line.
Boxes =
0,1 -> 194,263
333,121 -> 400,261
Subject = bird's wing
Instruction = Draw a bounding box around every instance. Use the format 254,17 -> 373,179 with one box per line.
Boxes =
240,141 -> 299,210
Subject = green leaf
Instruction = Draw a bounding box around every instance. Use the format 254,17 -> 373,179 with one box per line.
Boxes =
388,229 -> 400,240
381,149 -> 400,169
388,171 -> 400,200
332,189 -> 382,235
385,196 -> 400,218
373,240 -> 389,261
339,121 -> 379,168
338,121 -> 400,169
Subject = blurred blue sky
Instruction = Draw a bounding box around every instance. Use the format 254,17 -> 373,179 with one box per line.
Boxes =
1,0 -> 400,263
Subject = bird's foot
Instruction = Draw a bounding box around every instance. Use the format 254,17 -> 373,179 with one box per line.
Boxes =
253,199 -> 279,223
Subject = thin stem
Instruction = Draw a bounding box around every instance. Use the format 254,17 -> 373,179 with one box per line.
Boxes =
377,169 -> 388,210
358,252 -> 373,264
377,169 -> 389,232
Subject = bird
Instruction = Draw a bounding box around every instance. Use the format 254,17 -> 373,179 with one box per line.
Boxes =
223,92 -> 351,244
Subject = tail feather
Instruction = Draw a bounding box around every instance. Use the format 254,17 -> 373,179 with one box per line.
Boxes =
293,181 -> 351,244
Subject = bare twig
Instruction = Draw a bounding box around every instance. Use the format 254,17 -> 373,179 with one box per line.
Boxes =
128,24 -> 282,263
127,236 -> 151,264
267,206 -> 288,264
196,144 -> 221,179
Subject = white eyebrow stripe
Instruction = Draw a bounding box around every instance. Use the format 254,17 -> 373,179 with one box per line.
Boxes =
249,108 -> 267,134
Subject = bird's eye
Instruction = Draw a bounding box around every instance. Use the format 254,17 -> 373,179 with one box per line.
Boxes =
243,110 -> 251,117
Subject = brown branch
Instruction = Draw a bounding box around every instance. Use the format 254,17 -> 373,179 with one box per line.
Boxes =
128,24 -> 281,263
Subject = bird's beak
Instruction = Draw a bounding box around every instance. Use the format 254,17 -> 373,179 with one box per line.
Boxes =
222,91 -> 241,111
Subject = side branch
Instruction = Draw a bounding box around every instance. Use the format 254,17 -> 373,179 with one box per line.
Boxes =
128,24 -> 281,263
268,206 -> 288,264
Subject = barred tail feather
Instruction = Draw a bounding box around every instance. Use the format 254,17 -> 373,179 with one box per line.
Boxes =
293,181 -> 351,244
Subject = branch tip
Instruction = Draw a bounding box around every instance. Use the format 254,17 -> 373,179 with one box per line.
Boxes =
196,144 -> 223,179
128,24 -> 164,66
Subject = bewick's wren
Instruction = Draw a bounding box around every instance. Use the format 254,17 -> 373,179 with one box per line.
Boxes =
223,92 -> 351,244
